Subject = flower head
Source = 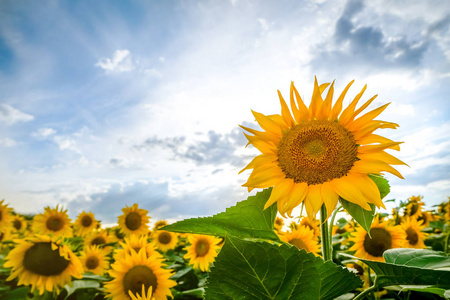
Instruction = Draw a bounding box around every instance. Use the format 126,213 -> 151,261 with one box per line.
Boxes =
184,234 -> 222,272
32,205 -> 72,238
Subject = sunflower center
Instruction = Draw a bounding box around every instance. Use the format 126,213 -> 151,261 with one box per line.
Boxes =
158,232 -> 172,245
123,265 -> 158,298
277,120 -> 358,185
289,238 -> 309,251
363,228 -> 392,257
409,203 -> 419,216
46,216 -> 64,231
91,236 -> 106,246
13,219 -> 22,230
406,227 -> 419,245
125,212 -> 142,231
81,215 -> 93,227
23,242 -> 70,276
195,239 -> 210,257
86,256 -> 100,270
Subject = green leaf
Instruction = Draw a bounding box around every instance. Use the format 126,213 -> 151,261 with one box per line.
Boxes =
64,280 -> 101,300
205,236 -> 362,300
340,174 -> 390,235
385,285 -> 450,299
162,189 -> 280,241
359,248 -> 450,288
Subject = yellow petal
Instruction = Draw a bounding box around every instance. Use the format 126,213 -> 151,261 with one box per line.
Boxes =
351,160 -> 404,179
239,153 -> 277,174
304,184 -> 323,220
264,179 -> 294,211
318,80 -> 334,120
329,176 -> 372,210
321,182 -> 339,220
358,142 -> 404,154
358,152 -> 408,166
339,84 -> 367,125
349,102 -> 390,131
357,134 -> 399,149
309,77 -> 326,119
284,182 -> 308,215
330,80 -> 354,121
289,82 -> 301,122
278,90 -> 295,127
252,110 -> 283,136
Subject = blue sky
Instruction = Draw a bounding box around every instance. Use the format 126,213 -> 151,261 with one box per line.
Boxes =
1,0 -> 449,225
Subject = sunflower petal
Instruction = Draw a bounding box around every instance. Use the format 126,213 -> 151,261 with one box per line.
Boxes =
321,182 -> 339,219
330,80 -> 354,120
329,176 -> 372,210
264,179 -> 294,211
278,90 -> 295,127
318,80 -> 334,120
292,82 -> 310,121
304,184 -> 323,220
339,84 -> 367,125
251,110 -> 283,136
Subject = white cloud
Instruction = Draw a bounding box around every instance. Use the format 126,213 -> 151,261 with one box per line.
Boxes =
95,49 -> 135,72
0,104 -> 34,125
32,127 -> 57,139
0,138 -> 17,147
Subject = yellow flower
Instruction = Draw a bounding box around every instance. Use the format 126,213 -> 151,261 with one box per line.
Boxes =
274,216 -> 285,231
279,225 -> 321,255
74,211 -> 98,237
118,204 -> 150,236
79,245 -> 110,275
152,230 -> 178,252
0,200 -> 13,233
84,230 -> 112,249
104,249 -> 176,300
11,215 -> 27,233
404,195 -> 425,218
152,220 -> 168,231
240,78 -> 406,219
184,234 -> 222,272
114,234 -> 162,261
299,216 -> 321,237
400,217 -> 427,249
4,235 -> 83,295
32,205 -> 72,238
349,219 -> 406,262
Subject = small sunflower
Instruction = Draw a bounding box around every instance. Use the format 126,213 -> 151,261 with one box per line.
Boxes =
4,235 -> 83,295
115,234 -> 162,261
417,210 -> 434,227
400,217 -> 427,249
184,234 -> 222,272
152,230 -> 178,252
274,216 -> 285,232
349,219 -> 406,262
0,230 -> 12,244
279,226 -> 321,255
74,211 -> 98,237
240,78 -> 406,219
85,230 -> 112,249
299,216 -> 321,237
0,200 -> 13,233
152,220 -> 168,231
104,249 -> 176,300
404,195 -> 425,218
80,245 -> 110,275
118,204 -> 150,236
32,205 -> 72,238
11,215 -> 27,233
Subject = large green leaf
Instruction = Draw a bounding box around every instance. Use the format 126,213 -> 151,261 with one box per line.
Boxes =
340,174 -> 390,235
205,236 -> 362,300
162,189 -> 280,241
359,248 -> 450,288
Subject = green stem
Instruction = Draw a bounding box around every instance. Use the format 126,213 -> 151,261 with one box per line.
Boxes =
328,205 -> 342,252
320,205 -> 332,261
445,231 -> 450,254
353,277 -> 378,300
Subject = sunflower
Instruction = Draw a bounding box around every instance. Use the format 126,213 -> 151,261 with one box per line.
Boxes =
152,220 -> 168,231
115,234 -> 162,261
404,195 -> 425,218
4,235 -> 83,295
11,215 -> 27,233
0,230 -> 12,244
184,234 -> 222,272
74,211 -> 98,237
79,245 -> 110,275
32,205 -> 72,238
279,225 -> 321,255
85,230 -> 112,249
104,248 -> 176,300
118,204 -> 150,236
400,217 -> 427,249
0,200 -> 13,233
274,216 -> 285,232
240,78 -> 406,219
299,216 -> 320,237
152,230 -> 178,252
349,219 -> 406,262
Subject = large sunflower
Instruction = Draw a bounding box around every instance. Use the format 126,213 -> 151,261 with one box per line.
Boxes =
0,200 -> 13,233
104,248 -> 176,300
4,235 -> 83,295
184,234 -> 222,272
279,225 -> 321,255
32,205 -> 72,238
80,245 -> 110,275
349,219 -> 406,262
118,204 -> 150,236
400,217 -> 427,249
240,78 -> 406,219
74,211 -> 98,237
152,230 -> 178,252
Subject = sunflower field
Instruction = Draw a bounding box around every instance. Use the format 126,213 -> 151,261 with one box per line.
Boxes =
1,79 -> 450,300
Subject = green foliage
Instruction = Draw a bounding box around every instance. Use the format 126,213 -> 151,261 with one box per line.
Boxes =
205,236 -> 362,300
162,188 -> 280,241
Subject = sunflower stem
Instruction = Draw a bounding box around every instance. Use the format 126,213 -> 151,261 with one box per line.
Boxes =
353,276 -> 379,300
320,205 -> 332,261
328,205 -> 342,255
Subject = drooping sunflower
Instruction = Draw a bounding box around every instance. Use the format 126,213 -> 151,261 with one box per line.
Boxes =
400,217 -> 427,249
115,234 -> 162,261
349,219 -> 406,262
240,78 -> 406,219
152,220 -> 168,231
0,200 -> 13,233
104,248 -> 176,300
118,204 -> 150,236
74,211 -> 98,237
279,225 -> 321,255
152,230 -> 178,252
184,234 -> 222,272
32,205 -> 72,238
299,216 -> 321,237
4,235 -> 83,295
11,215 -> 27,233
79,245 -> 110,275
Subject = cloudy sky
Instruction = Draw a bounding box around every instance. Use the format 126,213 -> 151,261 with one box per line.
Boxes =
1,0 -> 449,225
